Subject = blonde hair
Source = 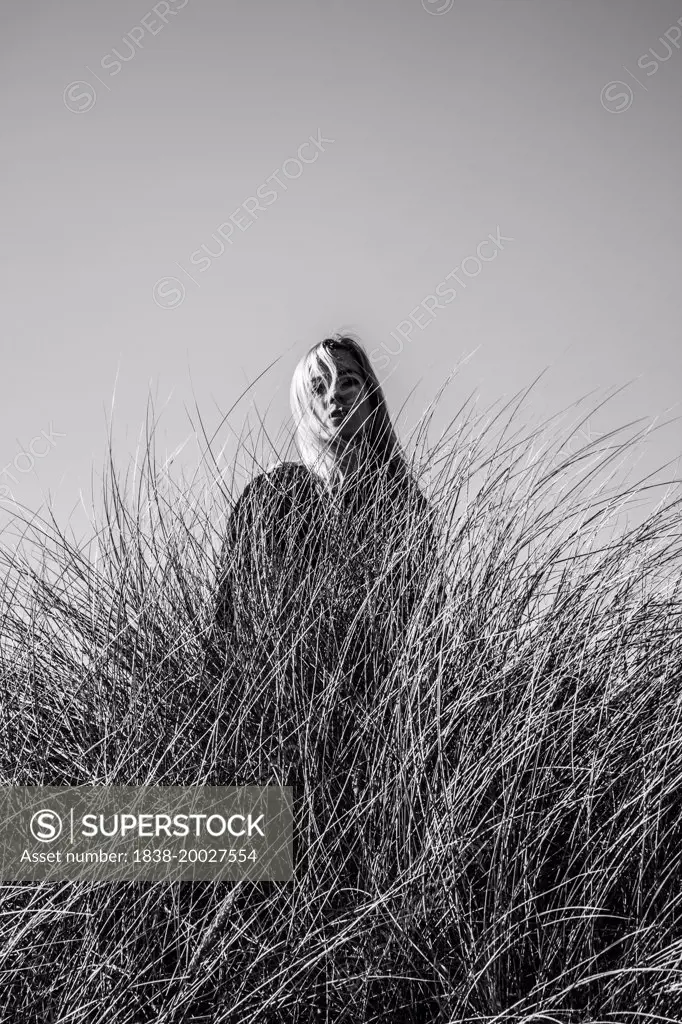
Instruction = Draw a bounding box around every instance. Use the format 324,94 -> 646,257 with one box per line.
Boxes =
290,334 -> 405,487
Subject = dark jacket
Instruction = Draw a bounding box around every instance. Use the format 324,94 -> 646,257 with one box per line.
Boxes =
213,460 -> 437,690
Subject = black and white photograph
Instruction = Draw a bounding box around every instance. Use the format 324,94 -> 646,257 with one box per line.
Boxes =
1,1 -> 681,1020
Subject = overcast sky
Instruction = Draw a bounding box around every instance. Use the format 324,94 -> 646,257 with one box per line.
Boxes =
1,0 -> 680,539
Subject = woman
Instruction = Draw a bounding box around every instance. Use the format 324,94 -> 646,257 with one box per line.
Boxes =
209,337 -> 440,1006
197,337 -> 441,1016
213,333 -> 436,696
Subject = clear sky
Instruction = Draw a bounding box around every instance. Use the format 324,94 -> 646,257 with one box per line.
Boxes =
1,0 -> 680,540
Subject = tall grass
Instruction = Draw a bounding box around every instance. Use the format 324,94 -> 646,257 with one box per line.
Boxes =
0,381 -> 680,1023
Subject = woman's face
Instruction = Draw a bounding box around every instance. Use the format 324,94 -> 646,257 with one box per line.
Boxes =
309,349 -> 374,442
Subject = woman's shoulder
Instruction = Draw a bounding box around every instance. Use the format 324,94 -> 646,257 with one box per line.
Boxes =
381,462 -> 430,509
257,460 -> 314,493
234,461 -> 316,508
264,460 -> 311,482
